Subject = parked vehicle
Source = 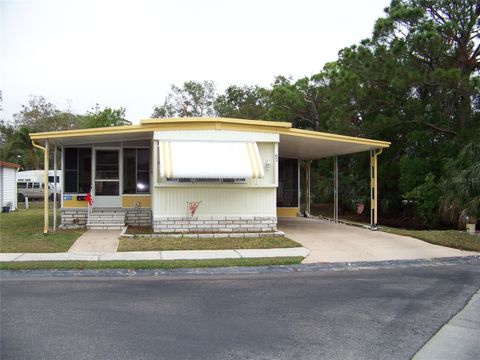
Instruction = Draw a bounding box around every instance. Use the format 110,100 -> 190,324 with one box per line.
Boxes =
17,170 -> 61,202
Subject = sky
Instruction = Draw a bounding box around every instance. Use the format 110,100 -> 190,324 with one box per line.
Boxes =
1,0 -> 390,124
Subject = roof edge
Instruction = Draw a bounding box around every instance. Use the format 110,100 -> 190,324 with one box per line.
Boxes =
281,128 -> 391,148
0,160 -> 22,168
141,117 -> 292,128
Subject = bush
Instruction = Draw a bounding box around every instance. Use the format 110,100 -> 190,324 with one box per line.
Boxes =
407,173 -> 441,228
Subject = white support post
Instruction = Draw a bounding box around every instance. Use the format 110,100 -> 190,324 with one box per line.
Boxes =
53,144 -> 57,231
44,140 -> 49,234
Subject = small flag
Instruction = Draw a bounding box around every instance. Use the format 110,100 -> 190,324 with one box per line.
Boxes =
85,192 -> 94,207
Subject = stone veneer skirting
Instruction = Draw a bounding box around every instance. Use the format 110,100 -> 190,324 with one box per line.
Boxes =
125,208 -> 152,227
59,208 -> 152,229
60,208 -> 88,229
153,216 -> 277,233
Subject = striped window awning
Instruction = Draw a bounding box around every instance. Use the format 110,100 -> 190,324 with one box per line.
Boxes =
158,141 -> 264,179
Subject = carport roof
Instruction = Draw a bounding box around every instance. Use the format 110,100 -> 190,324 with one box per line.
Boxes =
30,117 -> 390,159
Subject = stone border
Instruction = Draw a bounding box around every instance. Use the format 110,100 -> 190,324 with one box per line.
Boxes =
153,216 -> 277,233
121,226 -> 285,239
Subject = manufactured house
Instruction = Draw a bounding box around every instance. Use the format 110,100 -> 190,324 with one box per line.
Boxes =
29,118 -> 390,235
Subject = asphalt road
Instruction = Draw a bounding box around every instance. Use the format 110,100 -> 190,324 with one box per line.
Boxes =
1,264 -> 480,360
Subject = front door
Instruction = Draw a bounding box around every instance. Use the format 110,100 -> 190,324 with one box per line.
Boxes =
94,149 -> 121,207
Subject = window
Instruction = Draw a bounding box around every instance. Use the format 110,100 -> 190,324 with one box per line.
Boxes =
18,182 -> 27,189
33,183 -> 40,189
123,148 -> 150,194
48,176 -> 60,183
27,183 -> 33,189
64,148 -> 92,193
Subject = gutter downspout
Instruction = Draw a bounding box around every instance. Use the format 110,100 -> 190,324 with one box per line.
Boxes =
32,139 -> 49,235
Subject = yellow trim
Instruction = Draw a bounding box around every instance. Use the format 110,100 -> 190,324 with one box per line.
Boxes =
141,117 -> 292,128
30,117 -> 390,150
279,128 -> 390,148
251,142 -> 263,178
63,198 -> 89,208
122,195 -> 152,208
246,143 -> 257,178
277,207 -> 299,217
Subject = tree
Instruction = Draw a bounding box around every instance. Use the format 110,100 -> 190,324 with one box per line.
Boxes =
265,76 -> 329,131
373,0 -> 480,132
440,137 -> 480,227
214,85 -> 269,119
152,81 -> 216,118
80,105 -> 131,128
13,96 -> 80,131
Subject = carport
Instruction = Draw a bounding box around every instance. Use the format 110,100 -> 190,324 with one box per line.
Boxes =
277,127 -> 389,229
278,217 -> 477,263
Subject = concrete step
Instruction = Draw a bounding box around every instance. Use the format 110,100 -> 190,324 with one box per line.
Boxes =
88,216 -> 125,221
86,224 -> 125,230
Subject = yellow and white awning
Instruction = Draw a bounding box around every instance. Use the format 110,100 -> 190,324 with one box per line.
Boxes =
158,141 -> 264,179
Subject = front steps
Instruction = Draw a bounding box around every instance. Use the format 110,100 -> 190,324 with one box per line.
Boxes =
87,208 -> 125,230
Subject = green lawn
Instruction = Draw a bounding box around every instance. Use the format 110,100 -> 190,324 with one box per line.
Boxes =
0,257 -> 304,270
0,208 -> 83,253
118,236 -> 302,251
381,227 -> 480,252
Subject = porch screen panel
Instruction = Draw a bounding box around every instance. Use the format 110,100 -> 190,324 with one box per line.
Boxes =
64,148 -> 92,193
277,158 -> 298,207
123,148 -> 150,194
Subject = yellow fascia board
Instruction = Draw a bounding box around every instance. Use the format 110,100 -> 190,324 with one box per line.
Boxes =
30,124 -> 147,140
141,117 -> 292,129
281,128 -> 391,148
29,118 -> 292,141
29,117 -> 390,150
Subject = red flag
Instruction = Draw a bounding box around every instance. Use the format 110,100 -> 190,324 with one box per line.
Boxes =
85,192 -> 94,206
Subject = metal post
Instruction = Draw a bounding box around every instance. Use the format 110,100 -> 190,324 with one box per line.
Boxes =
53,145 -> 57,231
370,149 -> 381,230
44,140 -> 49,234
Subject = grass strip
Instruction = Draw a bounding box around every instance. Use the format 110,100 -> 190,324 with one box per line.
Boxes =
381,227 -> 480,252
0,257 -> 304,271
118,236 -> 302,251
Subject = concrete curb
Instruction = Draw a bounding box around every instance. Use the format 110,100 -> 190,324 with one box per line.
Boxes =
413,289 -> 480,360
1,255 -> 479,278
0,247 -> 310,262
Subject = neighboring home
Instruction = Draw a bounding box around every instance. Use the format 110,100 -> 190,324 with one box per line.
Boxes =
0,160 -> 21,212
29,118 -> 390,234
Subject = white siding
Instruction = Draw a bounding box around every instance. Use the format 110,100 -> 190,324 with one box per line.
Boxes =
1,166 -> 17,210
153,187 -> 276,218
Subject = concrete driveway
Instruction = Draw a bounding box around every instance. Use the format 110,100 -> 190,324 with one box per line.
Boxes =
278,217 -> 478,263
